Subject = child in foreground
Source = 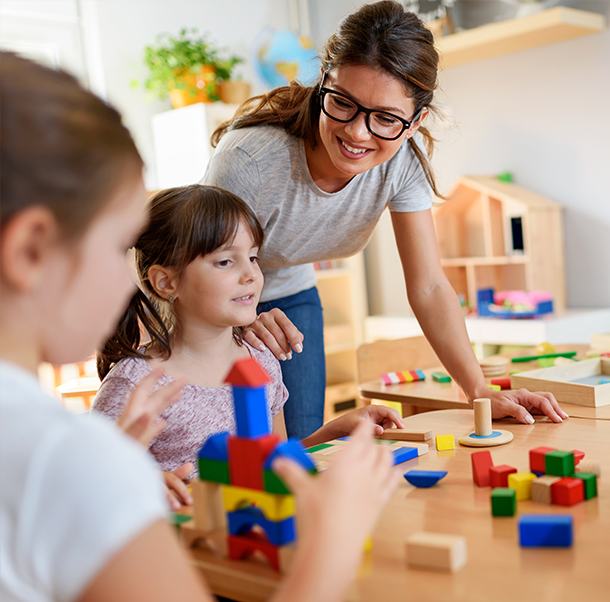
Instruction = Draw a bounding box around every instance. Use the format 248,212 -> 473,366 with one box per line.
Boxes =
0,52 -> 400,602
92,184 -> 405,509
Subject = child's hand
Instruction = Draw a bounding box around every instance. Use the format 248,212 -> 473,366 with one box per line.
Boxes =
271,420 -> 400,601
302,405 -> 404,447
117,368 -> 186,448
484,387 -> 568,424
243,308 -> 304,361
163,462 -> 194,511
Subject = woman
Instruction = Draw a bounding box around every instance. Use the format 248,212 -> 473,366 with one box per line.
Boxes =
203,0 -> 567,439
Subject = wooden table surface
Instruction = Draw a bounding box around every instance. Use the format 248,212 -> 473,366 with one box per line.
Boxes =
359,344 -> 610,420
186,411 -> 610,601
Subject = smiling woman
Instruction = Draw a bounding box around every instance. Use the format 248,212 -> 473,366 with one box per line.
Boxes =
202,0 -> 568,442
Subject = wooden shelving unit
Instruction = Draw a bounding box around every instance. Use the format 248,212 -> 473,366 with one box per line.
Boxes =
316,253 -> 368,421
437,6 -> 606,69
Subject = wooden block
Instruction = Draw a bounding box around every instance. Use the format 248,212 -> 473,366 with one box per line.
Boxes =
490,377 -> 511,389
406,532 -> 467,572
508,472 -> 537,501
404,470 -> 447,488
491,488 -> 516,516
222,485 -> 295,521
473,398 -> 492,437
432,371 -> 452,383
191,479 -> 226,532
471,450 -> 494,487
529,446 -> 555,473
571,449 -> 585,465
519,515 -> 573,547
545,450 -> 575,477
489,464 -> 517,488
227,531 -> 282,572
436,434 -> 455,451
574,472 -> 597,500
578,459 -> 601,477
376,428 -> 433,442
228,434 -> 280,490
551,477 -> 585,506
531,475 -> 561,504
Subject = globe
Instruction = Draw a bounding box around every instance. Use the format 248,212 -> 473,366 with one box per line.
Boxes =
252,27 -> 321,89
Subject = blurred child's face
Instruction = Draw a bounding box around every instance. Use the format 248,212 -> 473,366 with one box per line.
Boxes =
175,220 -> 263,330
40,173 -> 147,364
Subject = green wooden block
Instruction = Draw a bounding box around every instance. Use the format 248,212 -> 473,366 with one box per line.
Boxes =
198,458 -> 230,484
491,488 -> 516,517
307,443 -> 334,453
545,451 -> 575,477
171,513 -> 192,535
431,371 -> 452,383
264,469 -> 291,494
377,439 -> 397,445
575,472 -> 597,499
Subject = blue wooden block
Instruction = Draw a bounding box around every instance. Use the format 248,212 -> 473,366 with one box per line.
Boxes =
264,438 -> 317,472
227,506 -> 296,546
415,369 -> 425,380
531,470 -> 545,477
198,432 -> 230,461
392,446 -> 418,465
404,470 -> 448,488
232,386 -> 270,438
518,514 -> 573,547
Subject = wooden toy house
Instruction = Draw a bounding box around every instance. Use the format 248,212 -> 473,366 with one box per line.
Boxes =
432,176 -> 566,312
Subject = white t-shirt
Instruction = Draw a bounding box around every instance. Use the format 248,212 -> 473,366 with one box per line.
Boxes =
0,361 -> 168,602
203,125 -> 432,302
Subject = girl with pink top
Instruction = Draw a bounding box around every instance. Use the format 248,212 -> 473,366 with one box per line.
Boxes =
92,184 -> 404,509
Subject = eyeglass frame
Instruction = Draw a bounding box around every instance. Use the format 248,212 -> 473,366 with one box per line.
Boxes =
317,73 -> 423,141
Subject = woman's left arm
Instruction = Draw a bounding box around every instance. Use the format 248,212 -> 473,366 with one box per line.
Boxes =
391,210 -> 568,424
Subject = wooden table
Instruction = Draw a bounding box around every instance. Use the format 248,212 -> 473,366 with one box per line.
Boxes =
359,344 -> 610,420
186,411 -> 610,601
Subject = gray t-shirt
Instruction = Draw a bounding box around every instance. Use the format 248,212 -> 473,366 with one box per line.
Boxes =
203,125 -> 432,302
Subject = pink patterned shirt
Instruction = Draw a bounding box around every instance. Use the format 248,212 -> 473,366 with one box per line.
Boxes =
91,343 -> 287,478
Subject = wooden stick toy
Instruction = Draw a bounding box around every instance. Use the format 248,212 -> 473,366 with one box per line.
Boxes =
458,398 -> 514,447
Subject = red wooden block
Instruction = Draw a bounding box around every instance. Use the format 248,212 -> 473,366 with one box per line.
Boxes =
228,434 -> 280,490
529,446 -> 555,474
471,450 -> 494,487
571,450 -> 585,465
551,477 -> 585,506
227,531 -> 281,571
225,357 -> 271,387
490,377 -> 511,390
489,464 -> 517,488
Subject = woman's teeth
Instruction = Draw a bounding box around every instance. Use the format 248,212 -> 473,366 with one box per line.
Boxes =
340,139 -> 368,154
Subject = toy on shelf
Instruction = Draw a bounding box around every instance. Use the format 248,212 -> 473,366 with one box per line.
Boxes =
431,371 -> 452,383
477,288 -> 553,319
187,357 -> 318,572
459,398 -> 514,447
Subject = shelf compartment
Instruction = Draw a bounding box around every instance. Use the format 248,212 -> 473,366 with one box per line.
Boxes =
437,6 -> 606,69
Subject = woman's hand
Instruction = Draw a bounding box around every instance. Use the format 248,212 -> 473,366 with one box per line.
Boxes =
243,308 -> 304,361
163,462 -> 194,511
117,367 -> 186,448
481,387 -> 569,424
302,405 -> 404,447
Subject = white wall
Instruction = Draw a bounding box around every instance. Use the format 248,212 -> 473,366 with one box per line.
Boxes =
90,0 -> 292,190
359,5 -> 610,312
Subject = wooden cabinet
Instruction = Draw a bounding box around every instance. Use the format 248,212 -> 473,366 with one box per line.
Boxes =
432,175 -> 566,312
316,253 -> 368,421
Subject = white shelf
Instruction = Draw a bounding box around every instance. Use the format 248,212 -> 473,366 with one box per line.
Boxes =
438,6 -> 606,68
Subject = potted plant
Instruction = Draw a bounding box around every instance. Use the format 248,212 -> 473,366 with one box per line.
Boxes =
139,28 -> 244,108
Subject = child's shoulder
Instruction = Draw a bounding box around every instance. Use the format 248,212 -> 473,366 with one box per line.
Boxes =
103,355 -> 153,384
244,341 -> 282,380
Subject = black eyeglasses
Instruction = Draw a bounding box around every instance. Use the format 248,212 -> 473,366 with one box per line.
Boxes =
317,74 -> 422,141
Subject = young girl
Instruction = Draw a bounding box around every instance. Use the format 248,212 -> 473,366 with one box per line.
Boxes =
92,184 -> 404,509
0,51 -> 400,602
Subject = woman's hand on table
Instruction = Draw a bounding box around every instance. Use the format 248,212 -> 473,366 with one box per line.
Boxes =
117,368 -> 186,448
483,387 -> 569,424
243,308 -> 304,361
163,462 -> 194,511
302,405 -> 404,447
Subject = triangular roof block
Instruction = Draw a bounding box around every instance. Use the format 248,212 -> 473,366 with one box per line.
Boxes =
224,357 -> 271,387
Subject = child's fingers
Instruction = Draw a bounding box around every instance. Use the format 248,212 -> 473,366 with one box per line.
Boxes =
271,457 -> 311,494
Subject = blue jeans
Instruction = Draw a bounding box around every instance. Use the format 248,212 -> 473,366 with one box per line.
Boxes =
257,287 -> 325,440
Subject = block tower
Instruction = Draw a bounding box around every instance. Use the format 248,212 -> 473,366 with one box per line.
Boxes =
194,357 -> 317,571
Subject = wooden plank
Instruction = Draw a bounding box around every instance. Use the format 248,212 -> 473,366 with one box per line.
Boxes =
437,7 -> 606,69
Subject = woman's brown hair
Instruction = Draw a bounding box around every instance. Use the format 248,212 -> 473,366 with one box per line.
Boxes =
212,1 -> 442,196
97,184 -> 265,379
0,51 -> 143,237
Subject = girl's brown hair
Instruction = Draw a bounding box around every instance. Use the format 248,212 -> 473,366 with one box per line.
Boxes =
212,1 -> 441,196
97,185 -> 265,379
0,51 -> 143,237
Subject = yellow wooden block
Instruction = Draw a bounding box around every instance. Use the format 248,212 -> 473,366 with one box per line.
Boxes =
508,472 -> 537,501
221,485 -> 295,521
403,371 -> 414,383
436,434 -> 455,451
363,535 -> 373,552
489,384 -> 501,392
